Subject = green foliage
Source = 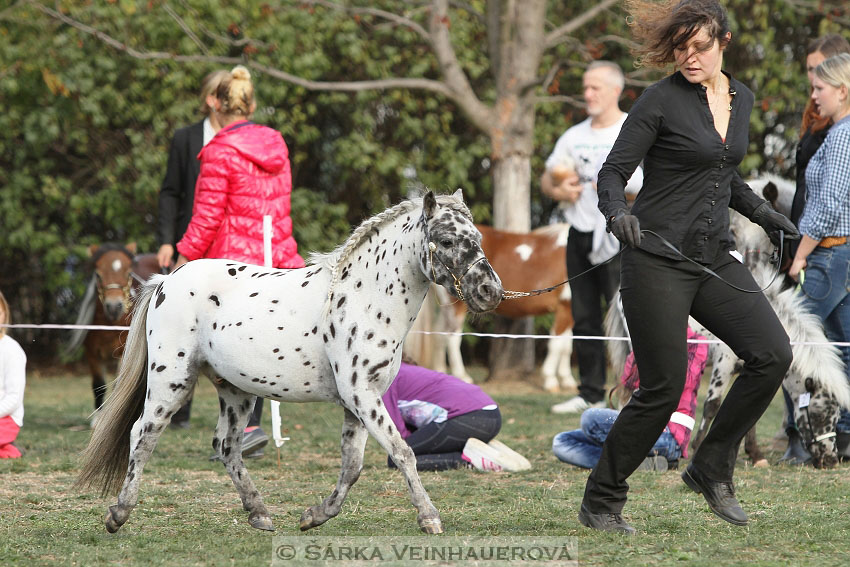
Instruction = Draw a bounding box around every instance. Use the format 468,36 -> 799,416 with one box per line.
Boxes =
1,1 -> 846,360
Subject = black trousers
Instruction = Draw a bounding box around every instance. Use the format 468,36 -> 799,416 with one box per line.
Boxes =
387,408 -> 502,471
583,247 -> 791,514
567,228 -> 621,403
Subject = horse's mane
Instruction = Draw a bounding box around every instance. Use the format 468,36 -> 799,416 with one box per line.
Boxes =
311,192 -> 472,318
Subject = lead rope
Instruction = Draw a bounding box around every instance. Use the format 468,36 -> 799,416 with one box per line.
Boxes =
500,229 -> 786,300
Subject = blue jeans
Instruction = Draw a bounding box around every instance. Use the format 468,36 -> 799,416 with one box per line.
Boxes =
799,243 -> 850,433
552,408 -> 682,469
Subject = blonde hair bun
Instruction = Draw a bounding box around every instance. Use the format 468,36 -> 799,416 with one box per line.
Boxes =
231,65 -> 251,82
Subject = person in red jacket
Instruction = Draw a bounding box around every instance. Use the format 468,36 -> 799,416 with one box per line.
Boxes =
176,65 -> 305,459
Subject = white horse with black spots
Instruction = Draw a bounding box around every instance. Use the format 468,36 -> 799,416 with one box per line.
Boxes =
75,190 -> 502,534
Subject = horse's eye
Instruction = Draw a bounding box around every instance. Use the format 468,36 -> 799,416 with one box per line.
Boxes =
440,239 -> 452,248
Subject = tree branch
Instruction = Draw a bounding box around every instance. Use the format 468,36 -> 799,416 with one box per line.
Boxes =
534,94 -> 585,107
294,0 -> 432,43
544,0 -> 620,49
26,0 -> 453,98
429,0 -> 492,131
163,3 -> 209,56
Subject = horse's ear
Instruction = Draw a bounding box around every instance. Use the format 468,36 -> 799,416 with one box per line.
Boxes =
87,245 -> 98,257
423,191 -> 437,218
452,188 -> 463,202
762,181 -> 778,208
126,242 -> 137,255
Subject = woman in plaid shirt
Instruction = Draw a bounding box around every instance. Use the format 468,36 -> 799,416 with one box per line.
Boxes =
790,53 -> 850,460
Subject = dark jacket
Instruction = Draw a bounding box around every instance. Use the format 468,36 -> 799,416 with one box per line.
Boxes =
157,120 -> 204,249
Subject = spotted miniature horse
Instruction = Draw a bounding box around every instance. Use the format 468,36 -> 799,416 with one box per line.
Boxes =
66,243 -> 159,409
423,223 -> 575,391
76,191 -> 502,534
689,191 -> 850,468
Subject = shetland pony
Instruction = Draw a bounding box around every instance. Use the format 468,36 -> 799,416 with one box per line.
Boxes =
76,191 -> 503,534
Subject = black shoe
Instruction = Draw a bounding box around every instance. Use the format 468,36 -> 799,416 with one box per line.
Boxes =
578,503 -> 636,535
681,464 -> 748,526
778,429 -> 812,465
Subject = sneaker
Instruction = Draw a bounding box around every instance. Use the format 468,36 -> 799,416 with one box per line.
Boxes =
242,427 -> 269,456
209,427 -> 269,462
578,502 -> 636,535
487,439 -> 532,471
462,438 -> 528,472
551,396 -> 604,415
636,455 -> 668,472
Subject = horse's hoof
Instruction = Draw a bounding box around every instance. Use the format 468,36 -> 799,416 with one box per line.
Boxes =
299,508 -> 317,531
105,508 -> 122,534
753,458 -> 769,468
249,514 -> 275,531
418,517 -> 443,534
543,385 -> 560,394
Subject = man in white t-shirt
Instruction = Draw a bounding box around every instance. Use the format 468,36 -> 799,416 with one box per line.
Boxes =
542,61 -> 643,415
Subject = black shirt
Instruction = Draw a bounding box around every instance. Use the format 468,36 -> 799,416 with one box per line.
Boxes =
597,71 -> 766,263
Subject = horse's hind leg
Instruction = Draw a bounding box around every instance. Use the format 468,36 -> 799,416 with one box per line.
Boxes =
300,408 -> 369,531
106,371 -> 196,533
212,382 -> 273,531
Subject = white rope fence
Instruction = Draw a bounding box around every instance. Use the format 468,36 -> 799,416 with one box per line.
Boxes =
4,323 -> 850,347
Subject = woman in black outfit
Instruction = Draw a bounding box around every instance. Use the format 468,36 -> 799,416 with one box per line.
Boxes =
578,0 -> 799,534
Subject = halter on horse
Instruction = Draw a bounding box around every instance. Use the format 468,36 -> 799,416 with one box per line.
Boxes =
76,190 -> 503,535
66,243 -> 159,410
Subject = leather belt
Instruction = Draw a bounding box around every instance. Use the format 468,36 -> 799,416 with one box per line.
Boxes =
819,236 -> 847,248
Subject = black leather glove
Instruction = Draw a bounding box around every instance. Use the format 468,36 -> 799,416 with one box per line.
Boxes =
751,202 -> 800,246
607,210 -> 641,248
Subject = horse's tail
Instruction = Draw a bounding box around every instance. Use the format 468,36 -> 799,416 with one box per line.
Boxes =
64,277 -> 98,356
604,291 -> 631,376
75,279 -> 158,496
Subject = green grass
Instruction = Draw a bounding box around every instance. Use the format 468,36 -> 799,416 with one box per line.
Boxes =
1,369 -> 849,566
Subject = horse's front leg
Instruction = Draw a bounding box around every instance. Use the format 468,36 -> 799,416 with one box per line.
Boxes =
743,426 -> 768,467
300,408 -> 369,531
692,348 -> 735,452
355,393 -> 442,534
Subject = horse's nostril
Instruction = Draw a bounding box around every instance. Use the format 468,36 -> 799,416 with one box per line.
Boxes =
478,282 -> 502,303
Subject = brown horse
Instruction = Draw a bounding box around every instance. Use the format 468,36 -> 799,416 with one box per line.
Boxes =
418,224 -> 575,391
66,243 -> 159,410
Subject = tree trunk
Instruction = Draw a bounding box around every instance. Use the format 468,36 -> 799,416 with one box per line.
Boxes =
487,316 -> 536,382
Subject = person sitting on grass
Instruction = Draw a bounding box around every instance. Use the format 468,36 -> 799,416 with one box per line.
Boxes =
382,360 -> 531,472
553,327 -> 708,471
0,289 -> 27,459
